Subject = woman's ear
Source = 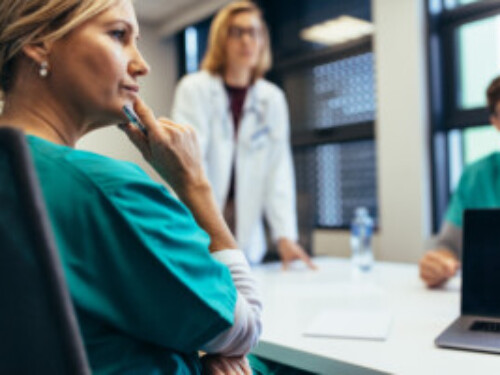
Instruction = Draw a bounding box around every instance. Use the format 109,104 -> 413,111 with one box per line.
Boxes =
21,41 -> 53,65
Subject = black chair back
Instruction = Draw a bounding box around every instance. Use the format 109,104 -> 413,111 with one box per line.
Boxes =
0,127 -> 90,374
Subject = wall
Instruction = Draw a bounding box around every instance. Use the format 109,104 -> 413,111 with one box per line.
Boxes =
314,0 -> 431,263
76,23 -> 178,185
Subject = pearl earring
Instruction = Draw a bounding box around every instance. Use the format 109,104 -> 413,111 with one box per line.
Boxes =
39,61 -> 49,78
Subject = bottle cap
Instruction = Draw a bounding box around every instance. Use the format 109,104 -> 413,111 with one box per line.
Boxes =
355,206 -> 369,217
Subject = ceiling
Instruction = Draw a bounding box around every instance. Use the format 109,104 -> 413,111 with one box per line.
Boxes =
134,0 -> 233,37
134,0 -> 200,25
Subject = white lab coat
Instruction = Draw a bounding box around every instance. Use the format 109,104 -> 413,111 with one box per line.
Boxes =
172,70 -> 298,264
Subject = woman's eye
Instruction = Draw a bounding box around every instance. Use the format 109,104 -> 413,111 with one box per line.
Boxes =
110,29 -> 126,41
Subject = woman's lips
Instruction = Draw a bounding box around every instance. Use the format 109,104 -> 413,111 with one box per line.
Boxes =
121,85 -> 139,98
122,85 -> 139,92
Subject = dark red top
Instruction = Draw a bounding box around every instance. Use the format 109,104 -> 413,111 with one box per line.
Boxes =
225,84 -> 248,136
224,84 -> 249,232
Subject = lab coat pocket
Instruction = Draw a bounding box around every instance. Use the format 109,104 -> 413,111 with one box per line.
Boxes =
247,126 -> 271,151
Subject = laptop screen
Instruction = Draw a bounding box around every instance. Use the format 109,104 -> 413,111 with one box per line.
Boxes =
462,209 -> 500,316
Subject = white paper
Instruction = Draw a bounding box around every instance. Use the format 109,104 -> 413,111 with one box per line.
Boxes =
304,309 -> 392,341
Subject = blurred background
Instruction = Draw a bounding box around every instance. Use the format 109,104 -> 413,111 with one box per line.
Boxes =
78,0 -> 500,263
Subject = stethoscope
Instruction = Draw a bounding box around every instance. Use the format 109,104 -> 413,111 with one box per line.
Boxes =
243,93 -> 266,126
214,82 -> 269,141
239,100 -> 270,147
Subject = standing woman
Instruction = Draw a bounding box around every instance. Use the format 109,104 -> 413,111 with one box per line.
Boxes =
172,1 -> 316,269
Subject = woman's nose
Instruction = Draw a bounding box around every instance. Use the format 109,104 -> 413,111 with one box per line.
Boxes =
129,48 -> 150,77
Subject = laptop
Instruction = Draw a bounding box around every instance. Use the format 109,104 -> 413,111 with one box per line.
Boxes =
435,209 -> 500,354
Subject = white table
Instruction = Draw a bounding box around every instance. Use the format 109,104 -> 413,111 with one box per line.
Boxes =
251,257 -> 500,374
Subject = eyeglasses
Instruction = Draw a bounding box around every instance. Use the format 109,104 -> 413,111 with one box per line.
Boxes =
228,25 -> 262,40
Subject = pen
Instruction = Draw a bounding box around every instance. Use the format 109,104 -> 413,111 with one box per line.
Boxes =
122,105 -> 148,135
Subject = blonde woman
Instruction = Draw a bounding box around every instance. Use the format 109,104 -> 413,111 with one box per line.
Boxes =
0,0 -> 261,373
172,1 -> 316,270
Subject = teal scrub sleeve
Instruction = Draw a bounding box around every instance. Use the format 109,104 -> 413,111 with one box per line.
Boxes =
444,159 -> 489,228
45,161 -> 237,354
445,175 -> 466,228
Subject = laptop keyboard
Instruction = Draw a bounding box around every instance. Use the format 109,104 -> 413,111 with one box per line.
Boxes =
470,321 -> 500,333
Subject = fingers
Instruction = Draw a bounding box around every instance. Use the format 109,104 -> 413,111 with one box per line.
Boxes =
279,240 -> 317,271
203,358 -> 225,375
424,256 -> 447,277
429,251 -> 458,276
239,357 -> 252,375
444,256 -> 460,274
420,268 -> 446,287
225,357 -> 250,375
216,358 -> 233,374
297,247 -> 318,270
206,363 -> 222,375
420,257 -> 445,287
419,250 -> 459,287
132,99 -> 194,137
158,117 -> 194,132
133,97 -> 157,133
157,118 -> 195,141
203,356 -> 249,375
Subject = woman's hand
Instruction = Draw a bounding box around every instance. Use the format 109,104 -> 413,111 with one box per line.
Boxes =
277,238 -> 317,270
120,97 -> 209,197
121,97 -> 238,252
201,355 -> 252,375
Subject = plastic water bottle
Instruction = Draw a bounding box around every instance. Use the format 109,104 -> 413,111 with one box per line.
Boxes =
350,207 -> 374,272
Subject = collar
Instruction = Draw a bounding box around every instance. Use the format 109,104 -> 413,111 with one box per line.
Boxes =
209,73 -> 262,113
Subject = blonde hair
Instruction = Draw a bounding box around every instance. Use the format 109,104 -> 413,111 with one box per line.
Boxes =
201,1 -> 272,83
0,0 -> 120,94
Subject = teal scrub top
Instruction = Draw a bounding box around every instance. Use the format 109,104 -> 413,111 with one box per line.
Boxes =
445,152 -> 500,228
27,135 -> 237,375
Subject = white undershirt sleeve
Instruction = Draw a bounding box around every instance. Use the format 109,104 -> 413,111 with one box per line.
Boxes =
430,221 -> 462,259
202,250 -> 262,357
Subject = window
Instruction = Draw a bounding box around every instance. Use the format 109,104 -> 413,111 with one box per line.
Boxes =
184,27 -> 199,74
280,49 -> 377,231
444,0 -> 489,10
428,0 -> 500,230
258,0 -> 376,236
457,15 -> 500,110
286,53 -> 376,131
446,126 -> 500,191
177,18 -> 212,76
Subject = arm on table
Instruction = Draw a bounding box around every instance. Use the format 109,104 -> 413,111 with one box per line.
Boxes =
420,222 -> 461,288
121,98 -> 261,356
263,91 -> 316,270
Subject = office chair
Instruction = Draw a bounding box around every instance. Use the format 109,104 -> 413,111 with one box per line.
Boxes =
0,127 -> 91,374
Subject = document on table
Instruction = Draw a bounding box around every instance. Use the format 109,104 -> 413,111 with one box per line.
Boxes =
304,309 -> 393,341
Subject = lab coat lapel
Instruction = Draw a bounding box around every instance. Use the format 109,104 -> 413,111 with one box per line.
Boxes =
210,75 -> 234,140
239,81 -> 267,148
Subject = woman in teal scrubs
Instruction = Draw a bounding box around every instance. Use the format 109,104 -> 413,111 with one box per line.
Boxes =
0,0 -> 260,373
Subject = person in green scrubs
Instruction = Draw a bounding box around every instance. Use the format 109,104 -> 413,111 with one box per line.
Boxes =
420,76 -> 500,288
0,0 -> 262,373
